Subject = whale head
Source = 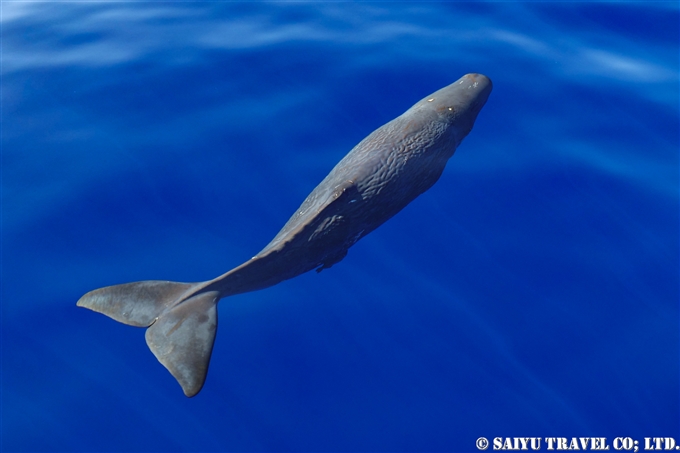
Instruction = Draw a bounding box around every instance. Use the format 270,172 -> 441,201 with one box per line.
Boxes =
420,73 -> 493,146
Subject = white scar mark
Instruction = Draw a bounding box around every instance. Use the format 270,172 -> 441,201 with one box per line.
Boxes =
427,98 -> 434,102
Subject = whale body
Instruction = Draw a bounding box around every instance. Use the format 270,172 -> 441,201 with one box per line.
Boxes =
77,73 -> 493,397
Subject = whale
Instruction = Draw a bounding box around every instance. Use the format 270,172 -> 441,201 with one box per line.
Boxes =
77,73 -> 493,397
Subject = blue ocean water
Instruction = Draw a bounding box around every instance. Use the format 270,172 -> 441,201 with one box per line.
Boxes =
2,2 -> 678,451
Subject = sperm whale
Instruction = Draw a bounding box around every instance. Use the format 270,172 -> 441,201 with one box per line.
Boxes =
77,73 -> 493,397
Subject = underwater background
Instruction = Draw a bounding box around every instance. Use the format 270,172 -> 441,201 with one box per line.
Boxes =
3,2 -> 678,451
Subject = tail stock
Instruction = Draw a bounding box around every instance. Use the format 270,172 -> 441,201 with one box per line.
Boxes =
77,280 -> 221,397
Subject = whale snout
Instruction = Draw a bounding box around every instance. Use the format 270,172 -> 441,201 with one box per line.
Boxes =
462,73 -> 492,86
459,73 -> 493,104
424,73 -> 492,142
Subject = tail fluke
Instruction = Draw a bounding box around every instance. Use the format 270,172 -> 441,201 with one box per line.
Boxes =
145,290 -> 219,397
77,281 -> 221,397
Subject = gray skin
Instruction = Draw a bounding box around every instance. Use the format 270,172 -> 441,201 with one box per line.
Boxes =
77,73 -> 493,397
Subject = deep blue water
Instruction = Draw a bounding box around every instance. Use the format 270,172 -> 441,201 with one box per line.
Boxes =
3,2 -> 678,452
